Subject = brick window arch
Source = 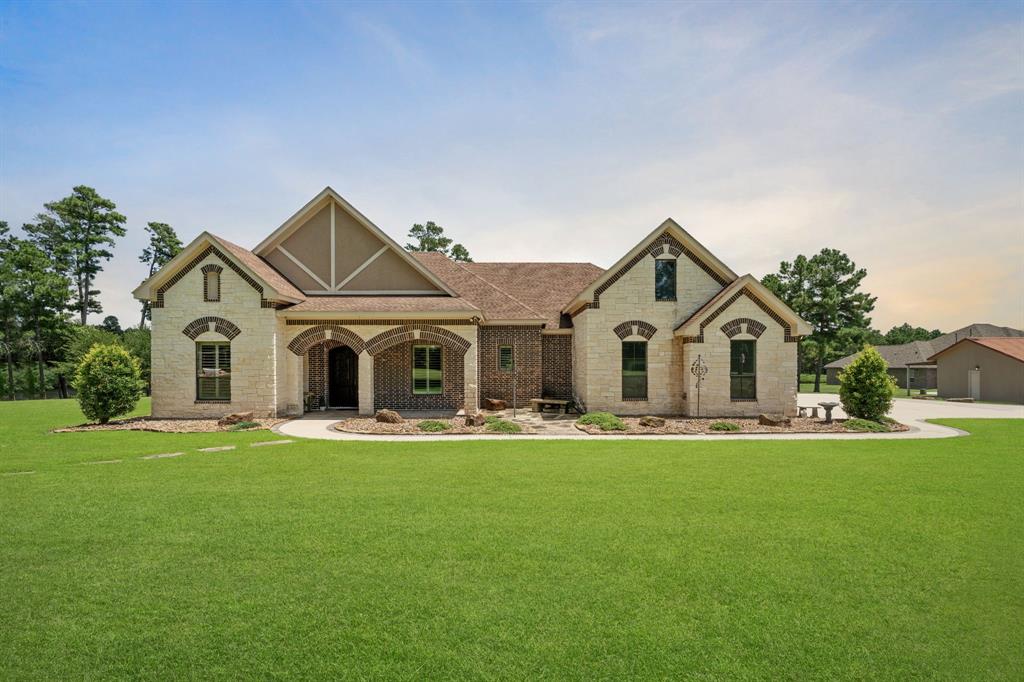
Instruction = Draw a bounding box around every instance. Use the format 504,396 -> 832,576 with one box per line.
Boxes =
613,320 -> 657,340
182,316 -> 241,340
287,325 -> 366,356
364,324 -> 471,356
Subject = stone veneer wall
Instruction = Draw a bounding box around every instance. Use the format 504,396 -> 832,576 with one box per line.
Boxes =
681,295 -> 798,417
574,253 -> 722,415
477,326 -> 542,407
541,335 -> 573,399
151,252 -> 279,418
373,339 -> 465,411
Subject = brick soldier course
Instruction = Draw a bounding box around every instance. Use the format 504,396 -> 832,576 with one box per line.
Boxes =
135,187 -> 811,420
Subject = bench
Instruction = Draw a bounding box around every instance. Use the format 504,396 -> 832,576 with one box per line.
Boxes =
530,398 -> 570,414
797,405 -> 820,418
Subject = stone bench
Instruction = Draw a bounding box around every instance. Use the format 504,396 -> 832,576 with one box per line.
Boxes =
797,405 -> 820,418
530,398 -> 570,414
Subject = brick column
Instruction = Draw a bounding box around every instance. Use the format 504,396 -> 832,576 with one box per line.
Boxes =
358,352 -> 374,416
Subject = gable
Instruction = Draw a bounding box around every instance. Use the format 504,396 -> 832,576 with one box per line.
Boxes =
254,188 -> 451,295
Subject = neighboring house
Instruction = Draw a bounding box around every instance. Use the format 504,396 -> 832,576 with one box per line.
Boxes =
923,337 -> 1024,404
133,187 -> 811,419
825,323 -> 1024,389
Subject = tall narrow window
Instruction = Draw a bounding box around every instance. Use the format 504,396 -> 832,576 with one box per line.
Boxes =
730,339 -> 756,400
196,342 -> 231,401
655,259 -> 676,301
622,341 -> 647,400
204,269 -> 220,302
498,345 -> 514,372
412,344 -> 442,395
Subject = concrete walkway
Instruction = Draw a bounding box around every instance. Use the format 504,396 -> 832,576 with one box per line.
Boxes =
274,394 -> 1023,442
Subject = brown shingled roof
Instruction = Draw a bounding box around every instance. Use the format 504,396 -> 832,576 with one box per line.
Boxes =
208,234 -> 305,301
411,252 -> 548,322
929,337 -> 1024,363
462,261 -> 605,328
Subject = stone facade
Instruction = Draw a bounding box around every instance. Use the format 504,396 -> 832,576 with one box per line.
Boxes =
680,295 -> 798,417
572,253 -> 721,415
151,252 -> 279,418
477,326 -> 543,408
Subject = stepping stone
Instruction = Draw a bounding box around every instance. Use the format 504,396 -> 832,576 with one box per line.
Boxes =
251,440 -> 294,447
3,470 -> 35,476
141,452 -> 184,460
84,459 -> 122,465
199,446 -> 236,453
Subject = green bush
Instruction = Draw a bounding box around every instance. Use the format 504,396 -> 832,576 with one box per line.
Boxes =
709,421 -> 740,432
577,412 -> 626,431
73,344 -> 143,424
843,418 -> 889,433
417,419 -> 451,432
228,421 -> 261,431
839,346 -> 896,421
485,417 -> 522,433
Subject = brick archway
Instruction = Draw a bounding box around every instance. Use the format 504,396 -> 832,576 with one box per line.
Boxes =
364,324 -> 471,356
287,325 -> 366,356
182,316 -> 241,340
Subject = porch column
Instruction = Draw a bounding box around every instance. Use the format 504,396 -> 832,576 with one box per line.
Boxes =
358,352 -> 374,416
462,343 -> 478,414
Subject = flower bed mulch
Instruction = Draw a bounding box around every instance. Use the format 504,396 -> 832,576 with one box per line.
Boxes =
575,417 -> 910,436
336,417 -> 535,435
54,417 -> 285,434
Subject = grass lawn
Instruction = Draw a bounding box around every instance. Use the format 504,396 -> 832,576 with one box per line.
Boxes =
2,399 -> 1022,679
799,373 -> 936,398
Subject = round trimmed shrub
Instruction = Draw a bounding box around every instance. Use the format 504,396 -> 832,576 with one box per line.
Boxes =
74,344 -> 144,424
838,346 -> 896,421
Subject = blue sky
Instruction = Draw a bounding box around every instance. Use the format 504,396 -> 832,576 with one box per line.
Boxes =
2,0 -> 1021,330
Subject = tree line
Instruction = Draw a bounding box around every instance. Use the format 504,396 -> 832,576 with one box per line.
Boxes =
0,186 -> 183,400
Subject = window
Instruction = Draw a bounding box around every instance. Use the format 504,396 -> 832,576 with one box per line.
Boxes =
412,344 -> 442,395
498,345 -> 514,372
204,270 -> 220,302
730,339 -> 756,400
622,341 -> 647,400
655,259 -> 676,301
196,342 -> 231,401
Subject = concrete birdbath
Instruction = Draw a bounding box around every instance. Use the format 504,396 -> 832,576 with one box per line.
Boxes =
818,401 -> 840,424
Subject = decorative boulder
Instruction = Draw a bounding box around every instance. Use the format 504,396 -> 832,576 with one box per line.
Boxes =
483,398 -> 508,411
758,413 -> 791,427
375,409 -> 403,424
638,415 -> 665,428
464,413 -> 486,427
218,411 -> 254,426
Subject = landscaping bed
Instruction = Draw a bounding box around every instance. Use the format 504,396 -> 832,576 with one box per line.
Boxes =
55,416 -> 284,433
574,414 -> 909,435
337,415 -> 534,435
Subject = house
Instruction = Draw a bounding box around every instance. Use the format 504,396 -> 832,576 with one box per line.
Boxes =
824,323 -> 1024,389
133,188 -> 812,419
921,337 -> 1024,404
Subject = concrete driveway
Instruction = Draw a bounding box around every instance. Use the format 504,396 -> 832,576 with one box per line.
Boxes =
274,394 -> 1022,442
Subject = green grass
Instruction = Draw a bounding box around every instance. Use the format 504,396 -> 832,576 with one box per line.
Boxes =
484,415 -> 522,433
227,420 -> 261,431
2,399 -> 1022,679
416,419 -> 451,432
577,411 -> 627,431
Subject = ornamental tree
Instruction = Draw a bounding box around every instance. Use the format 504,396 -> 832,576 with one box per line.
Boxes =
838,345 -> 896,422
74,343 -> 143,424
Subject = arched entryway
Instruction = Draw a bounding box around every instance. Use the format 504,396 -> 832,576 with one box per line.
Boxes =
328,345 -> 358,408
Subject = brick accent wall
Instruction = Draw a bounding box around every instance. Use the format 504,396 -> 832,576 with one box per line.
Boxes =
541,335 -> 573,399
373,340 -> 464,411
478,326 -> 542,407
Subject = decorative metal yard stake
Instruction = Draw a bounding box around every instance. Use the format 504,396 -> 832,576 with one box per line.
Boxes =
690,354 -> 708,417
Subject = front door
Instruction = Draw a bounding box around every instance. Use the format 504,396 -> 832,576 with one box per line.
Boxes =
968,369 -> 981,401
328,345 -> 358,408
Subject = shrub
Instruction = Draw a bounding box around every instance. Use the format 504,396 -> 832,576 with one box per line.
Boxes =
709,421 -> 740,432
843,418 -> 888,433
228,421 -> 261,431
577,412 -> 626,431
73,344 -> 143,424
417,419 -> 451,432
839,346 -> 896,421
485,417 -> 522,433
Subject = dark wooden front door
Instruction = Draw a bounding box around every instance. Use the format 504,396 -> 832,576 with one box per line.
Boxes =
328,345 -> 358,408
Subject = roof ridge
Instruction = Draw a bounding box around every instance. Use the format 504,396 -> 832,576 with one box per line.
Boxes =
444,258 -> 546,320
